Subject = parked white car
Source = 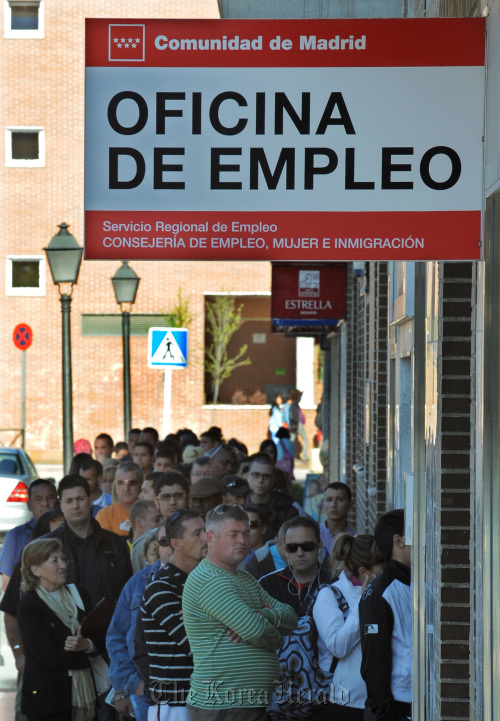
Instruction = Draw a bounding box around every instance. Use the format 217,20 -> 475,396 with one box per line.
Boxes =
0,448 -> 39,532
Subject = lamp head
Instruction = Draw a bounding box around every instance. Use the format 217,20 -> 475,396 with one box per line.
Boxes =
111,261 -> 140,307
44,223 -> 82,287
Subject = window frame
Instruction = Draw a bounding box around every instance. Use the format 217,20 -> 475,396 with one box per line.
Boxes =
5,126 -> 45,167
4,0 -> 44,39
6,255 -> 46,296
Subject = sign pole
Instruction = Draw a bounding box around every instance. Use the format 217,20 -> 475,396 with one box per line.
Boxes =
21,352 -> 26,451
146,327 -> 188,436
13,323 -> 33,451
162,368 -> 172,438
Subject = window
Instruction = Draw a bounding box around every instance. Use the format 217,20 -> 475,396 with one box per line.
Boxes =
389,261 -> 415,324
6,127 -> 45,166
6,256 -> 45,296
81,314 -> 174,336
203,294 -> 296,406
4,1 -> 43,38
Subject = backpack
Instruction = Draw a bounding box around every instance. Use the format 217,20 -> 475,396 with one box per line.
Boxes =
276,440 -> 294,483
267,584 -> 349,720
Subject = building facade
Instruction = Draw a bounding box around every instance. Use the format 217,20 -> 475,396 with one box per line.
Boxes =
0,0 -> 321,460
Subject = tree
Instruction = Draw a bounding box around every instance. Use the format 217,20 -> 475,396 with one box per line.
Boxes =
205,295 -> 251,405
162,287 -> 195,328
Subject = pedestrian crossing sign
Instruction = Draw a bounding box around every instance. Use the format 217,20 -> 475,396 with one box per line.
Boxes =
147,327 -> 188,369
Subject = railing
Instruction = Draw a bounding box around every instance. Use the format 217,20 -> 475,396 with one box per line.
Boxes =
0,428 -> 24,449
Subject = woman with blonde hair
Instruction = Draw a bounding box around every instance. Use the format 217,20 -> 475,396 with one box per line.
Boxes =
18,538 -> 97,721
312,533 -> 384,720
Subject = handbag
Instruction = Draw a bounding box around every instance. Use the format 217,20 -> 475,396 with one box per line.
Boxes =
88,654 -> 111,694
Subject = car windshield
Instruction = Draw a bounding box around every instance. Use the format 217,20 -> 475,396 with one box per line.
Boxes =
0,454 -> 23,475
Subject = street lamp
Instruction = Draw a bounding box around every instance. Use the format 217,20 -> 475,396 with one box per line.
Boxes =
44,222 -> 83,475
111,261 -> 140,439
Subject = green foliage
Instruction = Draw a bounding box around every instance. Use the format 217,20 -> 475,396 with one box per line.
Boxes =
204,295 -> 251,405
162,288 -> 194,329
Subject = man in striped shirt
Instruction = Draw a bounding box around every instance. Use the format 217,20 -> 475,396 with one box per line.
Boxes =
182,504 -> 298,721
139,510 -> 207,721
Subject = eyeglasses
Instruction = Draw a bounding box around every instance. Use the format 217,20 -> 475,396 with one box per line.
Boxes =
156,493 -> 187,502
285,541 -> 319,553
249,520 -> 261,529
249,472 -> 274,481
115,479 -> 140,487
213,503 -> 242,514
157,537 -> 170,547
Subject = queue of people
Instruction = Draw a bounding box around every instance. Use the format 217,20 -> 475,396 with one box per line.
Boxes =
0,425 -> 412,721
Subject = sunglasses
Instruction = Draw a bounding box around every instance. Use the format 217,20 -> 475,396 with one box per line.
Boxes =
213,503 -> 242,514
285,541 -> 319,553
249,520 -> 261,529
156,493 -> 187,502
157,537 -> 170,547
115,479 -> 140,487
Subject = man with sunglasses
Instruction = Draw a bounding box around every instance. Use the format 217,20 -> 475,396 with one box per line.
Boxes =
96,460 -> 142,536
259,516 -> 332,617
183,504 -> 297,721
137,510 -> 207,721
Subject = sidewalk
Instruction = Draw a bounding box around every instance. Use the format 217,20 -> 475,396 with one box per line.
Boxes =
0,641 -> 17,719
36,462 -> 64,484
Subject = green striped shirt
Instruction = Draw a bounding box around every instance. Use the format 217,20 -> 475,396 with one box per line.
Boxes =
183,559 -> 297,709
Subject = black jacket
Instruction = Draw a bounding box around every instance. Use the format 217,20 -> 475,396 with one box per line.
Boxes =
18,585 -> 92,717
261,489 -> 300,537
47,518 -> 132,603
359,559 -> 412,721
259,565 -> 332,617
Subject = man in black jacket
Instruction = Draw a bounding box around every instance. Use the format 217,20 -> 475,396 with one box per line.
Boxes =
359,509 -> 412,721
50,474 -> 132,606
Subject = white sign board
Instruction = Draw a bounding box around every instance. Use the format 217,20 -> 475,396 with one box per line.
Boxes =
85,18 -> 485,261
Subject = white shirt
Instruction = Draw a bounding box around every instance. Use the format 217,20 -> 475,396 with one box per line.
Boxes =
313,570 -> 366,708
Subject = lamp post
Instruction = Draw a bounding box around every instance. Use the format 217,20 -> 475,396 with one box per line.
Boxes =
44,223 -> 83,475
111,261 -> 140,439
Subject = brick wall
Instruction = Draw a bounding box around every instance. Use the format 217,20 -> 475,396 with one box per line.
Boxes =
0,1 -> 310,459
343,263 -> 388,534
425,262 -> 473,720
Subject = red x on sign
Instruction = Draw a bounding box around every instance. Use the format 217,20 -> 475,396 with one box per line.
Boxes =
13,323 -> 33,351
